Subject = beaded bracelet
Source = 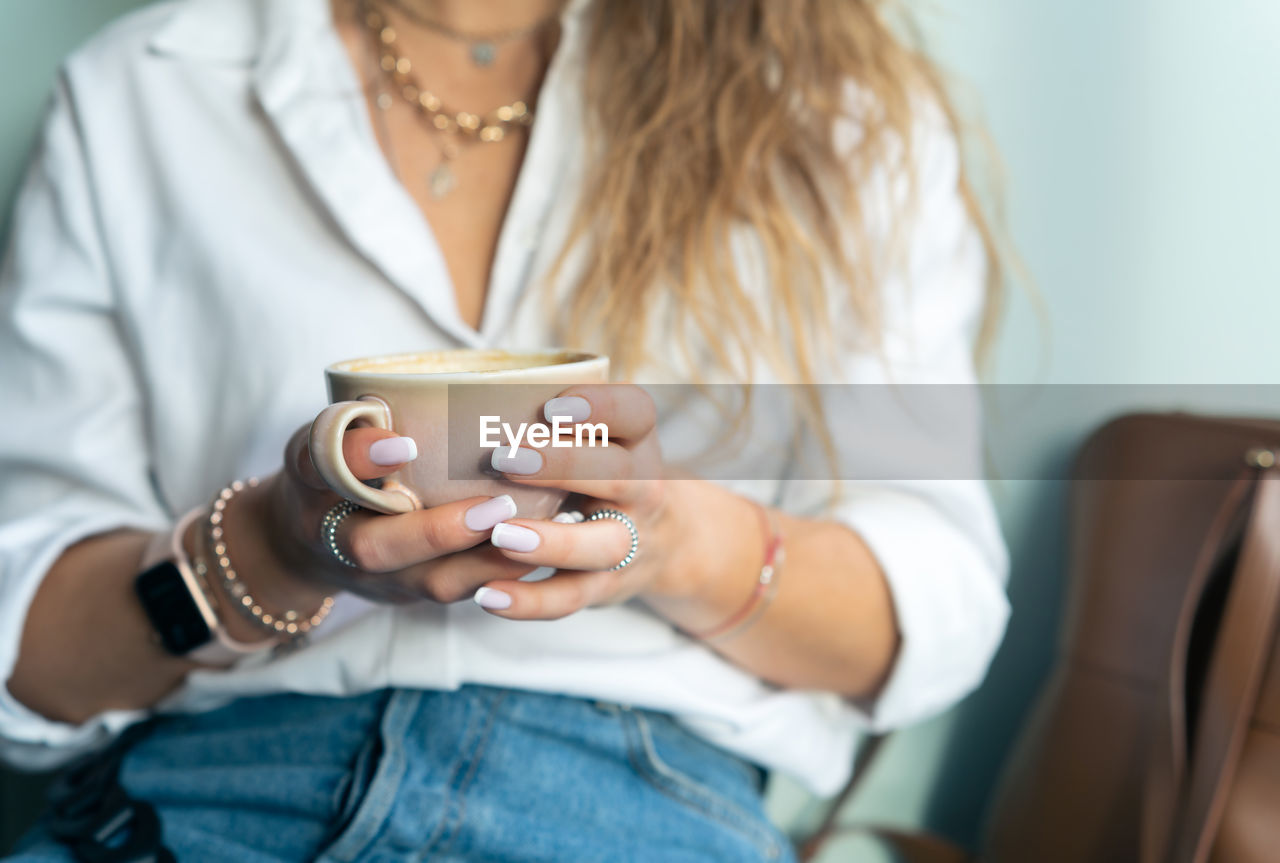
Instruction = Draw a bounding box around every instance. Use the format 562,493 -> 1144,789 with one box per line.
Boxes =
168,506 -> 276,662
689,502 -> 784,643
208,478 -> 336,639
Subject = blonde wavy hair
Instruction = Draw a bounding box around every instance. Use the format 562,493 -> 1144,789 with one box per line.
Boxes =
550,0 -> 1002,385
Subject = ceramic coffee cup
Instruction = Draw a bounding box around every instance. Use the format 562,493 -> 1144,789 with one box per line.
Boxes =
310,348 -> 610,516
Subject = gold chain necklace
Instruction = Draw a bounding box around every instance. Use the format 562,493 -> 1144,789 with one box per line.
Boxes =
358,2 -> 536,199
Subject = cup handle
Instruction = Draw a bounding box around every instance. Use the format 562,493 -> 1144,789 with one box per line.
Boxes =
308,397 -> 420,514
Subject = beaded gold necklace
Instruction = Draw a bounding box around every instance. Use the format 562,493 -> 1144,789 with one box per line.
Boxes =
359,2 -> 538,199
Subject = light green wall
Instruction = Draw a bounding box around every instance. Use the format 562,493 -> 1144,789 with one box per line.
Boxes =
3,1 -> 1279,859
0,0 -> 157,238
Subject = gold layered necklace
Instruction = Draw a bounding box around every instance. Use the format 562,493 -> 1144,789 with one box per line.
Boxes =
357,1 -> 543,199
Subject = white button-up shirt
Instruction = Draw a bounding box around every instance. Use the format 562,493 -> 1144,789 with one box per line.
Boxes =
0,0 -> 1009,795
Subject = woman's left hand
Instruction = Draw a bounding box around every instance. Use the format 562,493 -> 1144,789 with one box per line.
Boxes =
472,383 -> 697,619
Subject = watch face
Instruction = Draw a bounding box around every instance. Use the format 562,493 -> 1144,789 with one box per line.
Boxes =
134,561 -> 213,655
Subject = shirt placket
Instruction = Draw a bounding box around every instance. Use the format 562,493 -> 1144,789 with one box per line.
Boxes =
249,0 -> 480,348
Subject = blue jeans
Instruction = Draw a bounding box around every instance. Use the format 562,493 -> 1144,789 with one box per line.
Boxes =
9,686 -> 795,862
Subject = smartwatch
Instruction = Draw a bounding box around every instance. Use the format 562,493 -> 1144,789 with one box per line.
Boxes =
133,508 -> 276,665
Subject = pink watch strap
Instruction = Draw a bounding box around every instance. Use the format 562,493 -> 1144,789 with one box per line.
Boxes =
159,507 -> 277,665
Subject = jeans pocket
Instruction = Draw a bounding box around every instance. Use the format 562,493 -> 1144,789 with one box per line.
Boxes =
619,708 -> 788,862
324,721 -> 384,845
314,689 -> 421,863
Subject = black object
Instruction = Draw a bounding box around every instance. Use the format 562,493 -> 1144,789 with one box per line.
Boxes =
133,561 -> 212,656
45,727 -> 174,863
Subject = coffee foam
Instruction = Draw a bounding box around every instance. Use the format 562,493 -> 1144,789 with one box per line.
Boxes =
336,349 -> 591,376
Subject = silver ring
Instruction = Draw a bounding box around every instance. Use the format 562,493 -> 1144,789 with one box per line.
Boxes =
321,500 -> 362,568
586,509 -> 639,571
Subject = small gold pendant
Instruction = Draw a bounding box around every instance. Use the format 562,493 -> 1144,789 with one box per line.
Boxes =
428,163 -> 457,200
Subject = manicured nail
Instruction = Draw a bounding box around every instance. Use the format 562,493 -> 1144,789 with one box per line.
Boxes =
521,566 -> 556,582
544,396 -> 591,424
369,436 -> 418,466
552,510 -> 584,524
465,494 -> 517,532
490,446 -> 542,475
491,522 -> 541,552
473,586 -> 512,610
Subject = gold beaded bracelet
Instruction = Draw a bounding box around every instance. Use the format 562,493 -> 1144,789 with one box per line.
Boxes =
207,478 -> 335,639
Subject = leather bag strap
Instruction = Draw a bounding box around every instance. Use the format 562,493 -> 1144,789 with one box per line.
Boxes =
799,823 -> 972,863
796,734 -> 973,863
807,826 -> 974,863
1144,467 -> 1280,863
796,734 -> 888,861
1141,471 -> 1256,863
1171,468 -> 1280,863
870,829 -> 973,863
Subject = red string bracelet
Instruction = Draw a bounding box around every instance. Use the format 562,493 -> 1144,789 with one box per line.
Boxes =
690,501 -> 784,643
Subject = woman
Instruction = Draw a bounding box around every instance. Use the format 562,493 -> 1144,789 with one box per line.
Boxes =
0,0 -> 1009,860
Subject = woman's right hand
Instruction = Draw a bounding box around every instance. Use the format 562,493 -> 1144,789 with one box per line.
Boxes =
226,423 -> 534,611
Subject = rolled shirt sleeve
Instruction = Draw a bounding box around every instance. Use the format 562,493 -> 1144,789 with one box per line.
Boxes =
782,101 -> 1010,730
0,76 -> 168,769
833,483 -> 1009,729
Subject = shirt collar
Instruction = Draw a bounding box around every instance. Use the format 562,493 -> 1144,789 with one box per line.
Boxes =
148,0 -> 591,347
147,0 -> 266,64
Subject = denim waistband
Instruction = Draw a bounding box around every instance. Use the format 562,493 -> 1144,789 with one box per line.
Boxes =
12,687 -> 794,863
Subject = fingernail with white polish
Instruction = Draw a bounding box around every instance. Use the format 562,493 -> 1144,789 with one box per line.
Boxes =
473,586 -> 512,610
544,396 -> 591,424
491,522 -> 541,552
552,510 -> 584,524
369,436 -> 418,466
465,494 -> 517,532
521,566 -> 556,582
490,446 -> 542,475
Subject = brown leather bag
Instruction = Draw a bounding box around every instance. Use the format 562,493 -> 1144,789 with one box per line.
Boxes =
985,413 -> 1280,863
798,412 -> 1280,863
